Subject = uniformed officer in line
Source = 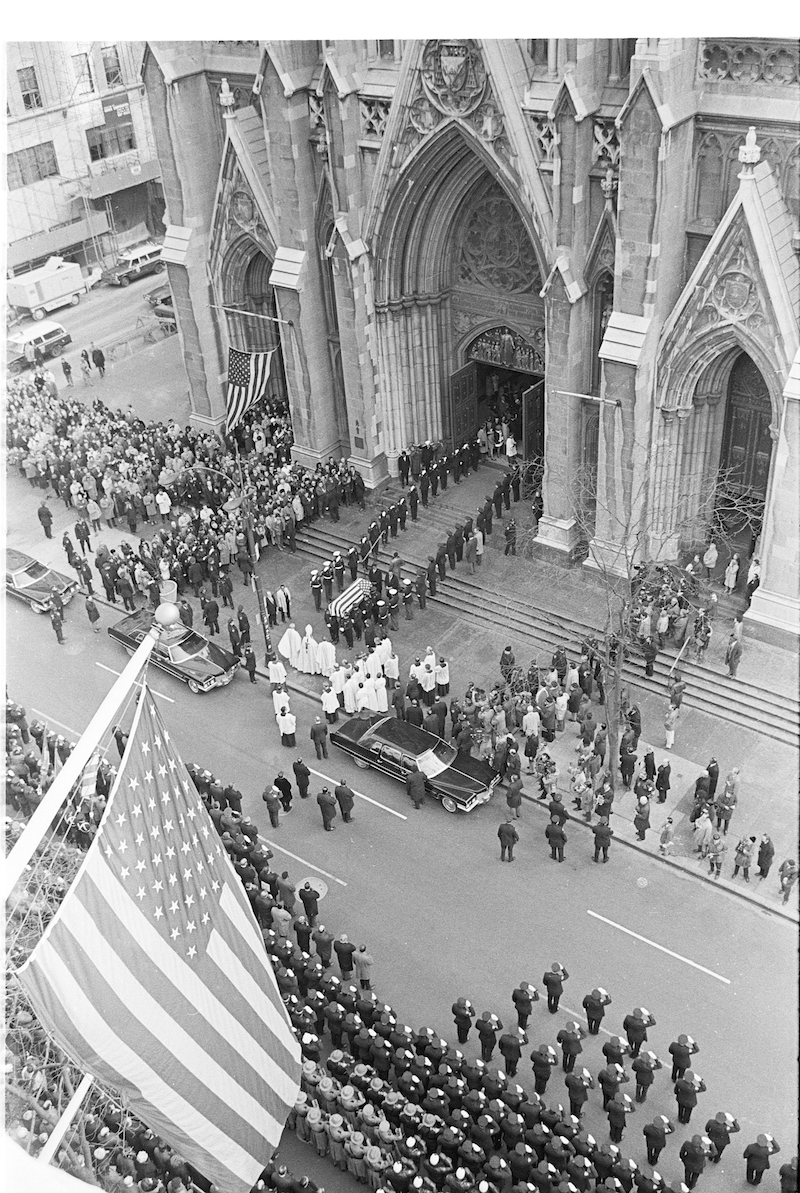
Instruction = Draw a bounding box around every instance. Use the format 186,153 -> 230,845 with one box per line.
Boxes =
310,569 -> 323,611
581,987 -> 612,1035
511,982 -> 539,1029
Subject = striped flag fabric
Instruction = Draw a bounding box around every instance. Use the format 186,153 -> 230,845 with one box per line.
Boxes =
225,347 -> 274,435
17,688 -> 301,1193
80,752 -> 100,807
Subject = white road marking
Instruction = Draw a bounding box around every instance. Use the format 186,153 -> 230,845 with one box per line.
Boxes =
258,835 -> 347,887
31,709 -> 80,737
587,910 -> 731,985
309,767 -> 408,820
95,662 -> 174,702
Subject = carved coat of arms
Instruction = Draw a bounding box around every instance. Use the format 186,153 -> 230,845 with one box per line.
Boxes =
421,40 -> 487,116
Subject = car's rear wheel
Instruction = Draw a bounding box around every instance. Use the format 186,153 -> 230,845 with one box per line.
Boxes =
154,262 -> 165,273
33,308 -> 46,321
353,757 -> 369,769
70,294 -> 80,306
49,344 -> 62,357
31,601 -> 48,615
188,680 -> 200,694
442,796 -> 458,814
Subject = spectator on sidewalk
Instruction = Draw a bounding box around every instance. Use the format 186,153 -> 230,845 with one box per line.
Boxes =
778,859 -> 798,905
707,833 -> 726,879
732,835 -> 757,882
84,595 -> 100,633
757,834 -> 775,881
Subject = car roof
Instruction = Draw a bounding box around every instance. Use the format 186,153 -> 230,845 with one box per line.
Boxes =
6,549 -> 35,571
121,243 -> 161,258
8,322 -> 66,345
370,717 -> 437,754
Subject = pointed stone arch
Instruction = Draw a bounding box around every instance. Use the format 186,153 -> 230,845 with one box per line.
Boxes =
370,118 -> 548,450
373,117 -> 548,303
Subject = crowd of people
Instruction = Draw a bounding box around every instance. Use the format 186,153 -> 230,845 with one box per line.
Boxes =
7,703 -> 795,1193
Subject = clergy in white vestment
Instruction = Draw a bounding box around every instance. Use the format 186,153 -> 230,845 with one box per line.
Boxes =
299,625 -> 321,674
317,639 -> 336,677
278,622 -> 303,669
343,673 -> 360,714
423,645 -> 437,673
321,683 -> 340,724
384,652 -> 400,688
272,685 -> 290,714
366,649 -> 383,679
330,663 -> 348,706
355,681 -> 371,712
374,674 -> 389,712
268,656 -> 288,686
376,635 -> 392,666
420,663 -> 436,704
276,706 -> 296,746
363,675 -> 380,712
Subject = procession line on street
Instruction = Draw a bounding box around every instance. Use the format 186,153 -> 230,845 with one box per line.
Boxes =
586,910 -> 731,985
258,835 -> 348,887
94,662 -> 175,703
308,767 -> 408,821
31,709 -> 80,738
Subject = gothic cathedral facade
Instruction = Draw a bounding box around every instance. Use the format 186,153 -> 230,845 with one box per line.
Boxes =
141,39 -> 800,645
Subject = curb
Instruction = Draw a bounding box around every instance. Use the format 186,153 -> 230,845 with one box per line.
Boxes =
80,594 -> 798,924
515,784 -> 798,925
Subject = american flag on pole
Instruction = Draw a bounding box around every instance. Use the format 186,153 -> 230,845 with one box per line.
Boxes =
17,688 -> 301,1193
225,347 -> 274,436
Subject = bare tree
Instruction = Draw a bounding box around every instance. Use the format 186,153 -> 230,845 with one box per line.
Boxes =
513,444 -> 761,789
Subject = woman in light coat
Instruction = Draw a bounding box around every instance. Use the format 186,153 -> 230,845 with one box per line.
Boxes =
693,809 -> 715,857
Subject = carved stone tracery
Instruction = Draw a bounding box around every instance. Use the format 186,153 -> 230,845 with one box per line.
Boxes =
699,39 -> 799,85
359,97 -> 390,140
457,182 -> 542,294
592,117 -> 620,171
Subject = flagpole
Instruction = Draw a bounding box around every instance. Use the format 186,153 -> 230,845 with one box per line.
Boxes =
2,605 -> 180,900
37,1072 -> 94,1165
210,303 -> 293,326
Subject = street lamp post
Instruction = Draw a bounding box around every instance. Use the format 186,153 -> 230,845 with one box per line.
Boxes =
182,463 -> 273,667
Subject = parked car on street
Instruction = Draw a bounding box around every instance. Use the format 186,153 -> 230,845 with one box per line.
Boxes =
145,281 -> 172,307
330,713 -> 499,812
102,243 -> 164,287
5,549 -> 79,613
108,609 -> 239,693
6,321 -> 72,374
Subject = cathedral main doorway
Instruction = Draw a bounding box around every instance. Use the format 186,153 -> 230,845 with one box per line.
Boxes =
714,351 -> 774,544
448,325 -> 545,456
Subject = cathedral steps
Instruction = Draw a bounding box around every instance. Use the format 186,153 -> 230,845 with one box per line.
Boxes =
293,521 -> 800,749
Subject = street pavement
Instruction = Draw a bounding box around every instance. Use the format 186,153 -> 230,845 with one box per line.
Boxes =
6,375 -> 799,1185
10,461 -> 798,917
5,592 -> 799,1185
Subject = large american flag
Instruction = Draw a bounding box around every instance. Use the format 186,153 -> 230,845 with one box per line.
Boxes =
226,347 -> 274,435
17,688 -> 300,1193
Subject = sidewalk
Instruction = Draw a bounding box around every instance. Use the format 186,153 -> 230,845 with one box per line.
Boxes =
8,462 -> 798,921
